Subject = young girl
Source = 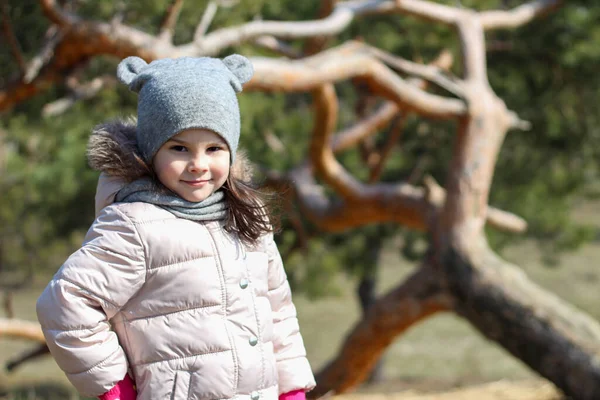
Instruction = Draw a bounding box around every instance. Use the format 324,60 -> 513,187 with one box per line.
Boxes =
36,54 -> 316,400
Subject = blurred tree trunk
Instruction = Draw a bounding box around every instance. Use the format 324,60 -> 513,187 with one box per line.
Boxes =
4,1 -> 600,399
357,264 -> 384,384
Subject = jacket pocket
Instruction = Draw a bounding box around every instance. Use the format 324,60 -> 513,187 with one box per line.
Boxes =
171,371 -> 192,400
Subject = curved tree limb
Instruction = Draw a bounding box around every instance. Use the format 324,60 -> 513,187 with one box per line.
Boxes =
23,26 -> 62,84
393,0 -> 464,25
1,0 -> 564,113
2,41 -> 467,118
39,0 -> 79,26
392,0 -> 563,30
311,260 -> 452,398
278,100 -> 526,234
302,0 -> 338,56
6,343 -> 50,372
0,1 -> 442,110
0,317 -> 45,343
368,47 -> 464,98
424,176 -> 527,233
249,44 -> 466,119
181,6 -> 355,55
331,102 -> 399,152
421,3 -> 600,397
441,238 -> 600,400
480,0 -> 564,30
262,50 -> 526,234
158,0 -> 184,43
368,114 -> 406,183
253,35 -> 302,58
42,75 -> 116,117
332,49 -> 455,152
194,1 -> 219,41
289,164 -> 434,233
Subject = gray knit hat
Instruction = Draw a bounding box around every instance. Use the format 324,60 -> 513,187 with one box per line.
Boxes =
116,54 -> 254,164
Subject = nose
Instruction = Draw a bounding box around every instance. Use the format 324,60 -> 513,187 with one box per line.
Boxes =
187,153 -> 208,173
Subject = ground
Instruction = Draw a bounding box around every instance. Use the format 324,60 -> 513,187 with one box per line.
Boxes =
342,380 -> 561,399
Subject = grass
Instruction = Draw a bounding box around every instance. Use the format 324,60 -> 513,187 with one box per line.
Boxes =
1,208 -> 599,398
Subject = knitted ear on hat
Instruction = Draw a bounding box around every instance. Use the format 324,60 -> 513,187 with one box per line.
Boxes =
222,54 -> 254,93
116,56 -> 150,93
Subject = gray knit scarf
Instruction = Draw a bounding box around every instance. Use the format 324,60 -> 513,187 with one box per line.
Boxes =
115,177 -> 228,221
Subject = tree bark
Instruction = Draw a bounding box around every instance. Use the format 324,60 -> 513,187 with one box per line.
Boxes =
312,262 -> 452,398
357,276 -> 385,385
0,317 -> 45,342
443,238 -> 600,400
357,250 -> 384,384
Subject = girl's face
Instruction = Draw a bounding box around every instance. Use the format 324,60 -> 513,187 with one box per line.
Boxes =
153,128 -> 230,203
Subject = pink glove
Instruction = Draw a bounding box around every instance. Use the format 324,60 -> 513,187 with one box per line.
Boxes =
98,374 -> 137,400
279,390 -> 306,400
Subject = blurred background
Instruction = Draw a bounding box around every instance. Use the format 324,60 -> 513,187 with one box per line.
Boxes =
1,0 -> 600,399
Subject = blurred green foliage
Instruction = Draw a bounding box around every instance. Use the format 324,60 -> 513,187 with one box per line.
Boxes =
1,0 -> 599,297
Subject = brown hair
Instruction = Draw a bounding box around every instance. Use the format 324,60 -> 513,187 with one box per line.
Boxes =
221,174 -> 279,246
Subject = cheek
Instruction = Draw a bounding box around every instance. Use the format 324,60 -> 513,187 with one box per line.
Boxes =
154,157 -> 179,183
216,161 -> 230,182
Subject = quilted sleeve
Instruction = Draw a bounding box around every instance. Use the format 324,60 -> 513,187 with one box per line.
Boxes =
36,205 -> 146,397
264,232 -> 316,394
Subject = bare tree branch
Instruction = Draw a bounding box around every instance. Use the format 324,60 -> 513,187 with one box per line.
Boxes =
185,0 -> 463,55
1,70 -> 60,110
283,95 -> 526,234
303,0 -> 338,56
249,43 -> 467,119
369,47 -> 465,98
39,0 -> 79,27
455,12 -> 492,83
253,36 -> 302,58
185,5 -> 355,55
288,164 -> 433,233
395,0 -> 465,25
158,0 -> 184,43
42,75 -> 116,117
480,0 -> 564,30
424,176 -> 528,233
0,317 -> 45,343
194,1 -> 218,40
332,48 -> 455,152
6,343 -> 50,372
1,0 -> 561,111
390,0 -> 562,30
390,0 -> 561,83
260,48 -> 526,235
262,129 -> 286,153
508,110 -> 532,131
311,84 -> 363,200
368,114 -> 406,183
23,26 -> 63,84
331,102 -> 399,152
313,260 -> 452,397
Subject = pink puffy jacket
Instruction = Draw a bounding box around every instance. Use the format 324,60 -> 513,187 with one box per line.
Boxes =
36,121 -> 315,400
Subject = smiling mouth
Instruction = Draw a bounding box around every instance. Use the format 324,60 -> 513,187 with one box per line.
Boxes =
182,179 -> 210,187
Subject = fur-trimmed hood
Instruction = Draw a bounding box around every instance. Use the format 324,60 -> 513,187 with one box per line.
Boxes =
87,119 -> 253,216
87,119 -> 150,182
